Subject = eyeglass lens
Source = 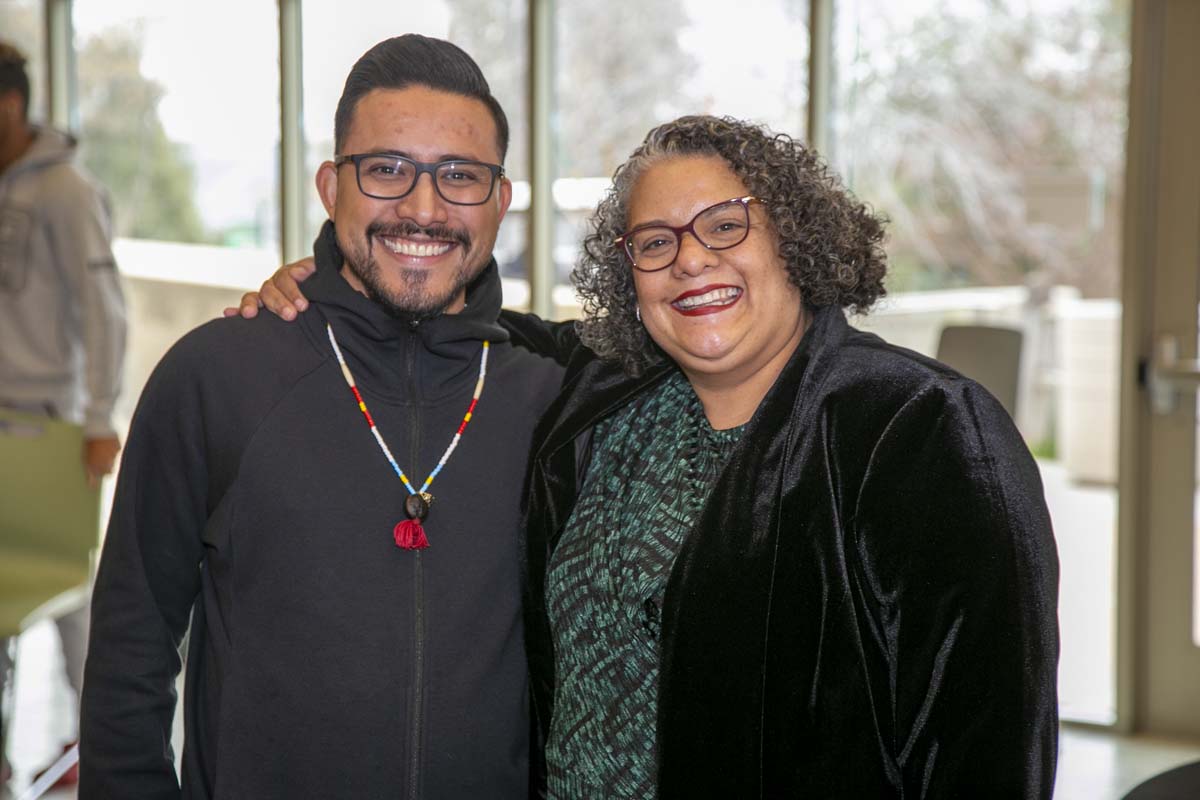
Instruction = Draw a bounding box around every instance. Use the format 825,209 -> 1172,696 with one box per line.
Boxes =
356,156 -> 496,204
627,199 -> 750,270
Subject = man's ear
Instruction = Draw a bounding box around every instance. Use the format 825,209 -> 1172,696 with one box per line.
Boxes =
0,90 -> 20,121
496,176 -> 513,223
316,161 -> 339,219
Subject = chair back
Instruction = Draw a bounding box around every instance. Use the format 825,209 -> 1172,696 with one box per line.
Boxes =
935,324 -> 1024,418
0,407 -> 100,637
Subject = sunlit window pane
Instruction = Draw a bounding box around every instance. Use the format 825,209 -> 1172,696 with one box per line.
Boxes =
553,0 -> 809,287
301,3 -> 528,290
0,0 -> 45,122
832,0 -> 1130,725
72,0 -> 280,278
832,0 -> 1127,298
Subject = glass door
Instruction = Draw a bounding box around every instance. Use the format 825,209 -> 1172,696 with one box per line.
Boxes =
830,0 -> 1131,724
1122,0 -> 1200,736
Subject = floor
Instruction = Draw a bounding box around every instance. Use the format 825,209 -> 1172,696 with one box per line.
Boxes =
1041,459 -> 1119,722
1056,725 -> 1200,800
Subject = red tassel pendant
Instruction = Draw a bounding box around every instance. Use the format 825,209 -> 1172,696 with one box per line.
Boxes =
394,519 -> 430,550
394,492 -> 432,549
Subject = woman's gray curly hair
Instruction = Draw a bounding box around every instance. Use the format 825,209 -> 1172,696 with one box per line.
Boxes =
573,115 -> 888,376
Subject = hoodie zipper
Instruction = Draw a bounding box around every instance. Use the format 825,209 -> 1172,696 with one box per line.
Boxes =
406,328 -> 425,800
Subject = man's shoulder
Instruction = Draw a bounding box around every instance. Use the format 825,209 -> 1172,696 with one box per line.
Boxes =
153,313 -> 327,394
123,314 -> 334,494
497,309 -> 582,366
489,339 -> 567,414
6,160 -> 108,231
21,157 -> 95,196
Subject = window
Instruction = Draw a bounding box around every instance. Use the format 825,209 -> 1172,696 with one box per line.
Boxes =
832,0 -> 1131,724
72,0 -> 281,285
552,0 -> 809,287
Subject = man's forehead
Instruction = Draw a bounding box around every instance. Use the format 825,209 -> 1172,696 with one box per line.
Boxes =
345,86 -> 500,162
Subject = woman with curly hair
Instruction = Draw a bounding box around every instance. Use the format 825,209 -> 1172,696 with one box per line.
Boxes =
241,114 -> 1058,799
519,115 -> 1058,799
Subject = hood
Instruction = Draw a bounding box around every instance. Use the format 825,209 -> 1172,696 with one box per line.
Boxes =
301,220 -> 510,402
3,126 -> 77,180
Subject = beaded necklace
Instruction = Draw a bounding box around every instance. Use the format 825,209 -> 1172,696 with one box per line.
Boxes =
326,322 -> 489,549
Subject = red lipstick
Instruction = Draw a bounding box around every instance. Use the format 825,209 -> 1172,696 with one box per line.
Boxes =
670,284 -> 743,316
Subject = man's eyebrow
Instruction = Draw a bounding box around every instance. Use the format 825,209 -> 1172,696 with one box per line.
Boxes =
364,149 -> 489,163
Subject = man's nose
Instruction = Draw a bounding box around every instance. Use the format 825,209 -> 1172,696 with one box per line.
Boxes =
395,172 -> 447,225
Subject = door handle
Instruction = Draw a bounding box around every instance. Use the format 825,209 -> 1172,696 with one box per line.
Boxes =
1149,335 -> 1200,414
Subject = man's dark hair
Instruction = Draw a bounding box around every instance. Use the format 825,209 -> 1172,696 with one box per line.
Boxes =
334,35 -> 509,162
0,41 -> 31,117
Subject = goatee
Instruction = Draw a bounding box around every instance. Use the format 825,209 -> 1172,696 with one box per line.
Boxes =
343,220 -> 477,322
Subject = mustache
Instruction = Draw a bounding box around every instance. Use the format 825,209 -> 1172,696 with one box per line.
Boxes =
366,220 -> 471,250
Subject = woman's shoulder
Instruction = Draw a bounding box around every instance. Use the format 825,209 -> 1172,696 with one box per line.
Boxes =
829,326 -> 993,408
791,323 -> 1021,461
791,306 -> 978,411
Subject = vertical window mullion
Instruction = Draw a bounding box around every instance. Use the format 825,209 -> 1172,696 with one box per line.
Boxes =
528,0 -> 554,318
43,0 -> 73,131
279,0 -> 306,263
807,0 -> 833,158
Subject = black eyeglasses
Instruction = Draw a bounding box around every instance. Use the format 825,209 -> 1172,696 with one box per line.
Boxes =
334,153 -> 505,206
616,196 -> 759,272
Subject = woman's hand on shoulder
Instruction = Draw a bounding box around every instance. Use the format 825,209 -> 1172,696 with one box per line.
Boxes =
223,257 -> 316,321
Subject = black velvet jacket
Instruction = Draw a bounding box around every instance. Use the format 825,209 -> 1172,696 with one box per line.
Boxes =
522,305 -> 1060,798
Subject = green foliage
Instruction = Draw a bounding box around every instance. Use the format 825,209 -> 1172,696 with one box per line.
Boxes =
76,28 -> 209,244
1027,435 -> 1057,461
883,252 -> 975,294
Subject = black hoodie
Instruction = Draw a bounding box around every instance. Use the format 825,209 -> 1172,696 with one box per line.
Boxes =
81,223 -> 565,799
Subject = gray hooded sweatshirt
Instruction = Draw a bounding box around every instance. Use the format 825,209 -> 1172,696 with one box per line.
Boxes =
0,125 -> 126,437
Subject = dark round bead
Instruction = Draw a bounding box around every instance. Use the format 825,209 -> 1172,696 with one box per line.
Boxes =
404,492 -> 429,521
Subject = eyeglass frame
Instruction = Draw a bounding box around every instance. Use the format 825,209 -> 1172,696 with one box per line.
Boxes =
615,195 -> 761,272
333,153 -> 506,206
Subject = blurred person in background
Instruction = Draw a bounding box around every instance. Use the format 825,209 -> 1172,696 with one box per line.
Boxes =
0,39 -> 126,794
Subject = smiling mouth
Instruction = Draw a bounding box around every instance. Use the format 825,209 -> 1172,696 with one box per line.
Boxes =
672,286 -> 743,313
377,235 -> 456,258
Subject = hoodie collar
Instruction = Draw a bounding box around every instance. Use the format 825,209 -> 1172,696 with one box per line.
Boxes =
2,126 -> 76,181
301,220 -> 510,403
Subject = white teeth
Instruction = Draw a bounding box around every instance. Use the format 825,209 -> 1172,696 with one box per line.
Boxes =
380,237 -> 453,257
674,287 -> 742,309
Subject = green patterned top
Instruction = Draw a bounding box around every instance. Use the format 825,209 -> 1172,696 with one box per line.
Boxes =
545,371 -> 745,798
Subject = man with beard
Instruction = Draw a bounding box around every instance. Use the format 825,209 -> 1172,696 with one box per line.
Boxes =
79,35 -> 565,799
